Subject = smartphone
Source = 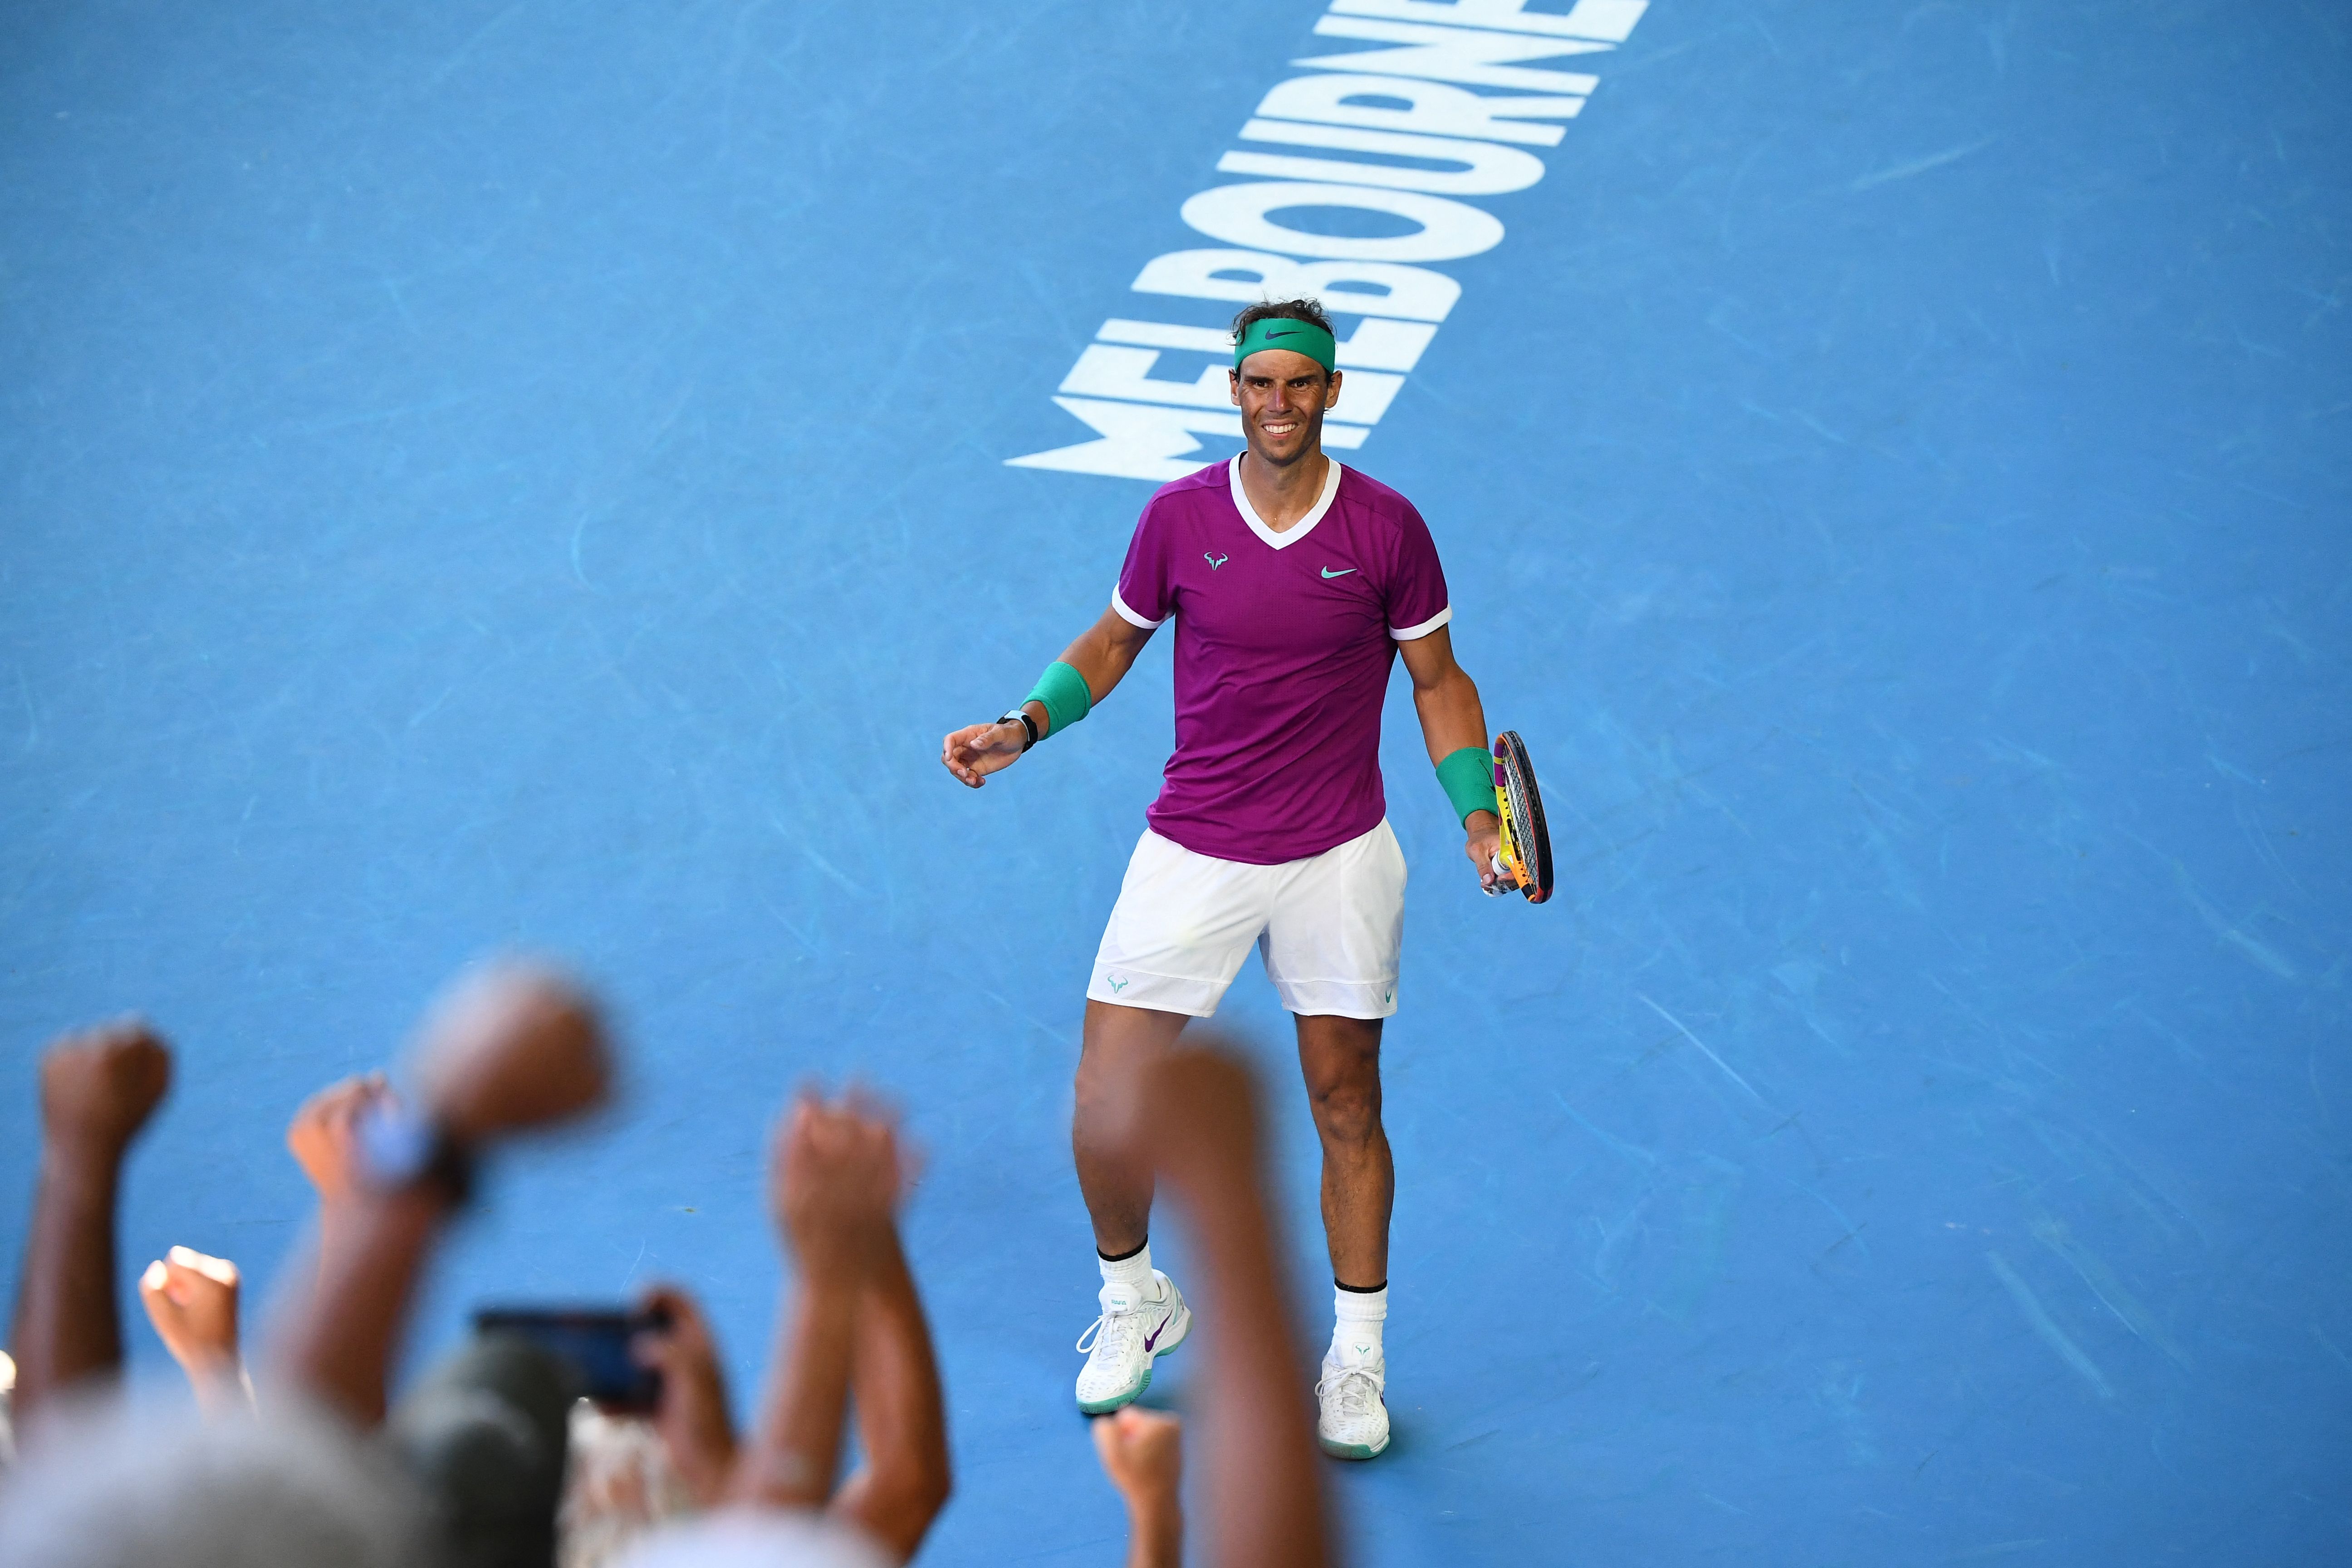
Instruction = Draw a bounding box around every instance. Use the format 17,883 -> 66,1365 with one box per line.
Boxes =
472,1303 -> 671,1413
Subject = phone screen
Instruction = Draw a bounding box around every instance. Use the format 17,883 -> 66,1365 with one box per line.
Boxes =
473,1304 -> 669,1413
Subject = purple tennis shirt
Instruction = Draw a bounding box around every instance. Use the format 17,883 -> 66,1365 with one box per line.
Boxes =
1111,456 -> 1452,866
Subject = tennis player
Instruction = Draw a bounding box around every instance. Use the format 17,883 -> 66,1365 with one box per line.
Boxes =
942,299 -> 1501,1460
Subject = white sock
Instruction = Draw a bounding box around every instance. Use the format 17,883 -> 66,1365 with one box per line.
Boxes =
1098,1241 -> 1157,1300
1332,1282 -> 1387,1365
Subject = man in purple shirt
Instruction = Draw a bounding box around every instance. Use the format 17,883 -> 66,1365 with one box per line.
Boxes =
943,299 -> 1503,1460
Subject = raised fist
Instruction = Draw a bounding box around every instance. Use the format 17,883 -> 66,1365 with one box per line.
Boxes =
40,1018 -> 172,1162
1092,1403 -> 1182,1504
411,962 -> 609,1146
772,1094 -> 904,1281
138,1245 -> 242,1380
286,1072 -> 396,1199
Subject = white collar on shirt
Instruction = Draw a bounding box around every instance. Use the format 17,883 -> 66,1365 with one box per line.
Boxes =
1228,454 -> 1343,552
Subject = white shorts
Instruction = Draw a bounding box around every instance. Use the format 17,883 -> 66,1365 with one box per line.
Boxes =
1088,819 -> 1407,1019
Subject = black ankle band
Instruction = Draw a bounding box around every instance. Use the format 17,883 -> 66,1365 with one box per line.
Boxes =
1336,1278 -> 1388,1293
1098,1239 -> 1149,1263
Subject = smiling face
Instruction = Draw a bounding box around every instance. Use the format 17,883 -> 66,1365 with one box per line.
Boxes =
1230,348 -> 1343,467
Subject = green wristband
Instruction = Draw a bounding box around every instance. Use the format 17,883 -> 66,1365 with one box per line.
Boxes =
1025,660 -> 1093,740
1436,745 -> 1494,826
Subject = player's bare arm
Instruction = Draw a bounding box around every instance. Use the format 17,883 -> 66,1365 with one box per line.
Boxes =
940,607 -> 1156,788
1398,625 -> 1504,892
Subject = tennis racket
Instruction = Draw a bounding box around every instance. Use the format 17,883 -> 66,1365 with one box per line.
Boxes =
1489,730 -> 1553,903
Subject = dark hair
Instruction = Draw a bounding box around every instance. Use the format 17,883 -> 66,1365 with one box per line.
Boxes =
1230,298 -> 1336,378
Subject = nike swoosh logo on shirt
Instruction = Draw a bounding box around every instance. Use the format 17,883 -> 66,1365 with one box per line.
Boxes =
1321,567 -> 1357,579
1143,1311 -> 1174,1351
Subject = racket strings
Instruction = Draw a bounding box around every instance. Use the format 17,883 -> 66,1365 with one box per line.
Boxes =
1494,730 -> 1553,902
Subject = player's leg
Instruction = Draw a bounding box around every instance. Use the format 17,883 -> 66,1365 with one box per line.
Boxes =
1260,818 -> 1406,1459
1073,830 -> 1269,1414
1071,1002 -> 1194,1415
1294,1012 -> 1392,1290
1295,1013 -> 1395,1458
1072,999 -> 1189,1258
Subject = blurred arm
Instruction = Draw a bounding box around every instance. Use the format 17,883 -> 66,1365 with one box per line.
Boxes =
8,1022 -> 171,1433
1093,1406 -> 1184,1568
267,1185 -> 451,1424
1185,1169 -> 1330,1567
264,965 -> 608,1426
1149,1050 -> 1332,1568
632,1284 -> 740,1508
137,1246 -> 251,1418
286,1073 -> 394,1269
730,1274 -> 859,1510
13,1146 -> 129,1421
728,1097 -> 904,1515
828,1226 -> 951,1558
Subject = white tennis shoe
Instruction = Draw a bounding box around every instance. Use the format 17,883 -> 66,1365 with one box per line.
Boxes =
1316,1350 -> 1391,1460
1074,1270 -> 1191,1415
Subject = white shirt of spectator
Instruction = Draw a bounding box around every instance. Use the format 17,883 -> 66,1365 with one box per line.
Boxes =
613,1508 -> 895,1568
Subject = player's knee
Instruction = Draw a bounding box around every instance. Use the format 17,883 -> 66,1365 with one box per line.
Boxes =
1073,1041 -> 1152,1122
1071,1057 -> 1122,1122
1308,1074 -> 1383,1146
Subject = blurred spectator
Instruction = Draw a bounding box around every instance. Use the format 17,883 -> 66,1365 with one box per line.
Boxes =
615,1094 -> 949,1568
137,1245 -> 250,1416
629,1285 -> 740,1508
284,1070 -> 396,1264
559,1399 -> 701,1568
392,1327 -> 578,1568
6,1018 -> 171,1433
0,1392 -> 425,1568
555,1286 -> 735,1568
279,1058 -> 585,1568
0,1348 -> 16,1468
0,962 -> 609,1568
1091,1042 -> 1335,1568
1093,1405 -> 1183,1568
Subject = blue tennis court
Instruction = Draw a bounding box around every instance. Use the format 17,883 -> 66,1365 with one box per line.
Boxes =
4,1 -> 2347,1561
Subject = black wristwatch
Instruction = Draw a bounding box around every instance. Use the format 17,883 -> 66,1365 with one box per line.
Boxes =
999,708 -> 1039,751
355,1100 -> 476,1205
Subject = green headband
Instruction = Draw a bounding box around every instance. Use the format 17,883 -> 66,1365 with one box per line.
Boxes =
1233,317 -> 1337,372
